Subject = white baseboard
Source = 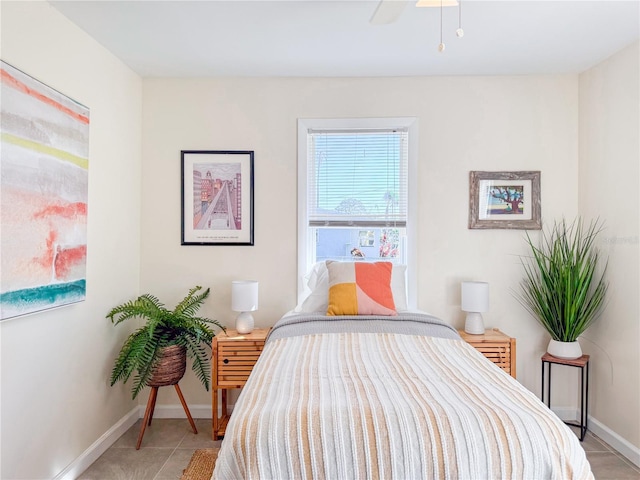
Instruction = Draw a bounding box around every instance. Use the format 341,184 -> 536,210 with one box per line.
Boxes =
552,407 -> 640,468
151,403 -> 216,419
551,407 -> 577,421
53,403 -> 232,479
588,416 -> 640,467
54,407 -> 139,480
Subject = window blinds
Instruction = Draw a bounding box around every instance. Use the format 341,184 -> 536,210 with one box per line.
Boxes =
307,128 -> 409,227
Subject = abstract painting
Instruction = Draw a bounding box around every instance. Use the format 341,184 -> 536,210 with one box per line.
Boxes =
1,61 -> 89,320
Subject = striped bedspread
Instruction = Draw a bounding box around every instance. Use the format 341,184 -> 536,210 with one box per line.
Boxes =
212,314 -> 593,480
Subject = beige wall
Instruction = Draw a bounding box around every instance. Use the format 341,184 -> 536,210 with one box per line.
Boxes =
0,2 -> 142,478
1,1 -> 637,476
579,41 -> 640,449
141,75 -> 579,407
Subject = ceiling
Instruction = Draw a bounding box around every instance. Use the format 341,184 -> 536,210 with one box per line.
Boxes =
49,0 -> 640,78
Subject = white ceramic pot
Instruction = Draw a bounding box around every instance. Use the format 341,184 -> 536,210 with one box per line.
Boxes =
547,339 -> 582,359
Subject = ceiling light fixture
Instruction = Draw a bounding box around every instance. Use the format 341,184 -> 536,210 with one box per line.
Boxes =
416,0 -> 464,53
456,0 -> 464,37
439,0 -> 446,52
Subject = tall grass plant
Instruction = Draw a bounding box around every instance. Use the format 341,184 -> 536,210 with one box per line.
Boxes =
516,218 -> 608,342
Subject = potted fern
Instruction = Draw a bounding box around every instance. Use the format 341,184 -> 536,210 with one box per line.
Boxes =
108,286 -> 226,399
516,218 -> 608,359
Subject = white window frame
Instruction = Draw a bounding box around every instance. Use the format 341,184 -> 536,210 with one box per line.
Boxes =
297,117 -> 419,308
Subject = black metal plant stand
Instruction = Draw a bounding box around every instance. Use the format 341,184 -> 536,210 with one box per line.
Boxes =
541,352 -> 590,441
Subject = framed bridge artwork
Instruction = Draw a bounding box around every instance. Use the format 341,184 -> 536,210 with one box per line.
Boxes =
468,170 -> 541,230
0,61 -> 90,320
181,150 -> 254,246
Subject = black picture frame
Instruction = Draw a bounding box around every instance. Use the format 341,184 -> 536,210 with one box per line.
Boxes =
181,150 -> 254,245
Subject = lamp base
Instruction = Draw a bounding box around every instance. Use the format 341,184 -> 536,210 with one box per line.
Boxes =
235,312 -> 254,334
464,312 -> 485,335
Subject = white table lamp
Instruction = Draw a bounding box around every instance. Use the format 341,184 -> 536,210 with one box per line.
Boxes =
461,281 -> 489,335
232,280 -> 258,334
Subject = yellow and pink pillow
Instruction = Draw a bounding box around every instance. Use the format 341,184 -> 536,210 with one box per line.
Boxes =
326,261 -> 397,316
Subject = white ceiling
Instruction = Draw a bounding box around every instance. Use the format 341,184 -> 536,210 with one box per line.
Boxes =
49,0 -> 640,77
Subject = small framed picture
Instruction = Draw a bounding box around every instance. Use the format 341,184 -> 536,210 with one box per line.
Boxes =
181,150 -> 254,245
469,171 -> 541,230
359,230 -> 374,247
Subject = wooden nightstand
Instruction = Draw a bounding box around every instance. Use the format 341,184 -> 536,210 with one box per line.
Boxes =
458,328 -> 516,378
212,328 -> 269,439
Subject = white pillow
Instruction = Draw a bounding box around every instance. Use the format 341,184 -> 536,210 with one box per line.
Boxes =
298,261 -> 408,313
306,261 -> 328,292
298,261 -> 329,313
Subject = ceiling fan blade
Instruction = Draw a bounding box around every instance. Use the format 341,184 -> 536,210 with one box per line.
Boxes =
370,0 -> 410,25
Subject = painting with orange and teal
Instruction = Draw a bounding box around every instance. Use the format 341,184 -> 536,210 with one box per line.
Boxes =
1,61 -> 89,320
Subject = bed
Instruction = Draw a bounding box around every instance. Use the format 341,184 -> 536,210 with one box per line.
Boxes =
212,262 -> 593,480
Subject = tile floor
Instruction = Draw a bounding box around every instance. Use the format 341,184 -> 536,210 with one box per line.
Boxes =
78,418 -> 221,480
79,419 -> 640,479
576,428 -> 640,480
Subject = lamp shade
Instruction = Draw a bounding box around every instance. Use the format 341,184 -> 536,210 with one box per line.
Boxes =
461,281 -> 489,313
231,280 -> 259,312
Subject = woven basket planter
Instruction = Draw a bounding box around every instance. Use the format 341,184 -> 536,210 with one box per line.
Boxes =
149,345 -> 187,387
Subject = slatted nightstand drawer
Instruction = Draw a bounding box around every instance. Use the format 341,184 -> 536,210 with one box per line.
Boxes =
473,343 -> 511,370
458,328 -> 516,378
217,341 -> 264,386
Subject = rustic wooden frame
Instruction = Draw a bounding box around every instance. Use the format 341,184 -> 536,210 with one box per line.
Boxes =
468,171 -> 541,230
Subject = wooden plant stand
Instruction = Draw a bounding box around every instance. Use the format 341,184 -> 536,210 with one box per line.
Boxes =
136,383 -> 197,449
136,345 -> 197,449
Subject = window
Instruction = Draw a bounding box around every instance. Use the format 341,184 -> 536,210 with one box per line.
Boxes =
297,117 -> 418,306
